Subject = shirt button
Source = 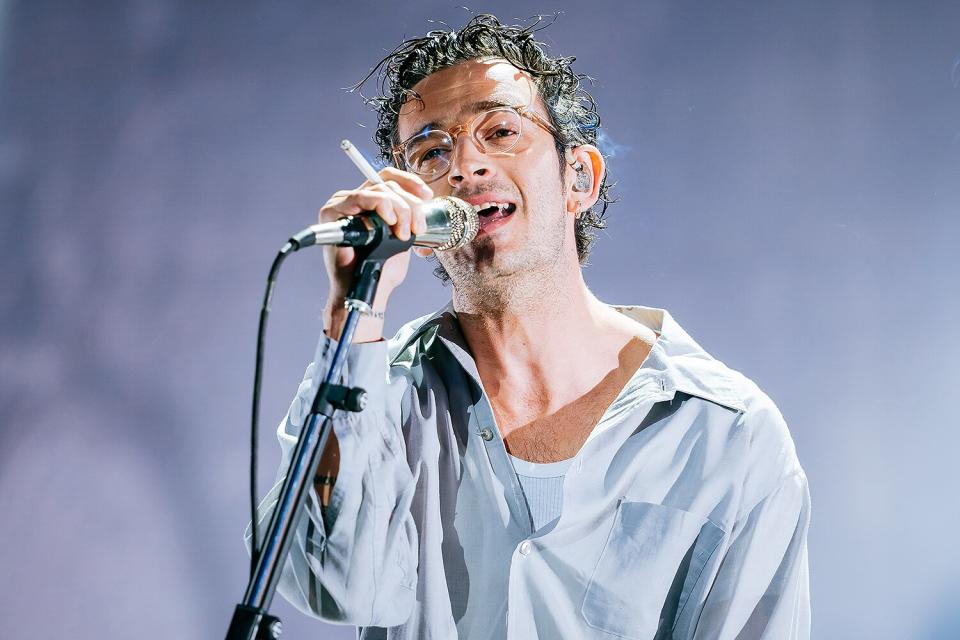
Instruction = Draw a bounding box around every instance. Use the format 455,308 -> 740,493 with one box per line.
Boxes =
479,427 -> 494,441
519,540 -> 532,556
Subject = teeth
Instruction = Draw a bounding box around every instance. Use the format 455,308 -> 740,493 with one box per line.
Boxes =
477,201 -> 511,213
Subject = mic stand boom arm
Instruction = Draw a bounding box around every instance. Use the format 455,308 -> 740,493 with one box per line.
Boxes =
226,218 -> 412,640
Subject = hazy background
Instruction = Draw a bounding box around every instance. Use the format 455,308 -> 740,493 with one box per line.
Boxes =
1,1 -> 958,638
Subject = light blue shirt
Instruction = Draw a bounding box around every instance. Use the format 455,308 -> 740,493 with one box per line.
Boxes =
248,305 -> 810,639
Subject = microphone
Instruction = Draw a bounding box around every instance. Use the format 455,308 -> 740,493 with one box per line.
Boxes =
288,196 -> 480,252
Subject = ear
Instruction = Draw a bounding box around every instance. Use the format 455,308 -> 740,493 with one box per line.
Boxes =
563,145 -> 605,216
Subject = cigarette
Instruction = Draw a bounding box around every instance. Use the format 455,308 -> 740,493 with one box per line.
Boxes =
341,139 -> 385,184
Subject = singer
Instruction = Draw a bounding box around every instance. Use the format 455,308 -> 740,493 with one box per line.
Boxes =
248,14 -> 810,639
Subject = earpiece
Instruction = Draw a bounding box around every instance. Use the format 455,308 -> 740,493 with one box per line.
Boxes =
565,147 -> 591,193
573,164 -> 591,192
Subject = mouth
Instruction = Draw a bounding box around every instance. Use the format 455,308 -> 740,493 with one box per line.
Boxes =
473,201 -> 517,234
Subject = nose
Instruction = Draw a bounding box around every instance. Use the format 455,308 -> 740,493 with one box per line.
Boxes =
446,134 -> 494,187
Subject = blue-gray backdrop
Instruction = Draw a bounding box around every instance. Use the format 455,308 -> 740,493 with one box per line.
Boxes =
1,1 -> 958,638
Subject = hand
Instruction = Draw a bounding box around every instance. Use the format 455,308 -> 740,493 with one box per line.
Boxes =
319,167 -> 433,340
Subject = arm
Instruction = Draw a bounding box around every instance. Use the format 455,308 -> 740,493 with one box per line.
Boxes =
310,164 -> 432,527
244,167 -> 434,626
691,470 -> 811,639
674,377 -> 812,639
245,335 -> 419,627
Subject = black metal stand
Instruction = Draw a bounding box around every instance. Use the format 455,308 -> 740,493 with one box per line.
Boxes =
225,218 -> 412,640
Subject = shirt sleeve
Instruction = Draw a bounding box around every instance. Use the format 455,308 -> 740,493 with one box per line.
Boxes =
244,335 -> 419,627
691,470 -> 811,639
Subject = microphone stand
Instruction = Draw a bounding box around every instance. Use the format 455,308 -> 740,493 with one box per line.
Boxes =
225,218 -> 412,640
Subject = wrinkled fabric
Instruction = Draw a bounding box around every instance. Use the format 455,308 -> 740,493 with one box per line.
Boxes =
247,304 -> 810,639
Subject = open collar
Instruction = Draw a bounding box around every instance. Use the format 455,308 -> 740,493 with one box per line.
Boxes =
389,302 -> 746,414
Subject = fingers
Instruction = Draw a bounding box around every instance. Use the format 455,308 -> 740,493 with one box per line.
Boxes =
362,167 -> 433,200
327,186 -> 409,225
362,169 -> 434,237
321,168 -> 435,240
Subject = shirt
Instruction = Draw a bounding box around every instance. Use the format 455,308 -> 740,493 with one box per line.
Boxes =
248,304 -> 811,639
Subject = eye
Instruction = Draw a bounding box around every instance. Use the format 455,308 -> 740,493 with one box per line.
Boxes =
479,115 -> 521,150
486,126 -> 518,140
410,144 -> 450,169
420,147 -> 447,161
409,147 -> 448,174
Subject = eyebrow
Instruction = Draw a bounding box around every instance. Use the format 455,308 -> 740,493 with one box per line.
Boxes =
412,98 -> 519,134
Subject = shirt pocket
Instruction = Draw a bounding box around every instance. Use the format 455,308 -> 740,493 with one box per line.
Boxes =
580,501 -> 724,639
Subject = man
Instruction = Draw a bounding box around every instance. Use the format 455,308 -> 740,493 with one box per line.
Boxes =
249,14 -> 810,639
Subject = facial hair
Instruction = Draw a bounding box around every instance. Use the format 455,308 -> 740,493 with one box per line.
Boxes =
438,193 -> 569,315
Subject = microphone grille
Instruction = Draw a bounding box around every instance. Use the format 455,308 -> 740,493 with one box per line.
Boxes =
434,196 -> 479,251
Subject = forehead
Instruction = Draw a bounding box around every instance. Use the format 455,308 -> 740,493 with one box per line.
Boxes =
397,59 -> 539,140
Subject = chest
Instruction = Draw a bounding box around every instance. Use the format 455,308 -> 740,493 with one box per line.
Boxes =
495,385 -> 622,463
479,338 -> 655,464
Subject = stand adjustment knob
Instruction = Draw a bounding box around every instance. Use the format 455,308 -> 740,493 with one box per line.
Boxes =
314,384 -> 369,415
345,387 -> 367,412
259,617 -> 282,640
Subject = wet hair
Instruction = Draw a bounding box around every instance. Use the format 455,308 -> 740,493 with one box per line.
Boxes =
355,14 -> 612,279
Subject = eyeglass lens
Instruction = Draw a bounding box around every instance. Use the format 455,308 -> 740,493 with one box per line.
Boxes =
403,109 -> 523,177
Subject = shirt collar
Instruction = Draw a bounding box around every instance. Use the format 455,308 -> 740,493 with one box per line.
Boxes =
389,302 -> 746,414
610,305 -> 746,413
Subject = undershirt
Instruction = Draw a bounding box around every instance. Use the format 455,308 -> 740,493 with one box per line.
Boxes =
507,454 -> 574,530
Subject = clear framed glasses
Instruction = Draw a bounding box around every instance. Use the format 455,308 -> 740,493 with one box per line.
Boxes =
392,105 -> 556,180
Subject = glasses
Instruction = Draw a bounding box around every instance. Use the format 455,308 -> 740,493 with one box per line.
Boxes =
392,105 -> 556,180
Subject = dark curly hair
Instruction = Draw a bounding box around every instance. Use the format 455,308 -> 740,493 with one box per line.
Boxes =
354,14 -> 612,279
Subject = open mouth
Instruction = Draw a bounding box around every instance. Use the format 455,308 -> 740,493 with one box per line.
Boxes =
475,201 -> 517,232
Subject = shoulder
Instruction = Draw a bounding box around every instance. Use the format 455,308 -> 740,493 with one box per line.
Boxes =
387,308 -> 450,367
662,327 -> 805,503
702,358 -> 806,505
729,369 -> 802,476
644,306 -> 800,470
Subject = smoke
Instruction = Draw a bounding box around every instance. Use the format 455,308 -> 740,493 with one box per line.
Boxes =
596,128 -> 631,159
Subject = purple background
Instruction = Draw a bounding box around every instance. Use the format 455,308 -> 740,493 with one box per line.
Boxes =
1,1 -> 958,638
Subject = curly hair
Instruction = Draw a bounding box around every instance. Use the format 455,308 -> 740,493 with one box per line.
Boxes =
353,14 -> 613,280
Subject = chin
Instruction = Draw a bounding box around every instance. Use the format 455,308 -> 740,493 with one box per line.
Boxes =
445,248 -> 535,287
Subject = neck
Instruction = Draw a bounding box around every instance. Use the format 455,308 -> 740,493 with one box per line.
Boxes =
452,255 -> 612,381
452,246 -> 582,315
